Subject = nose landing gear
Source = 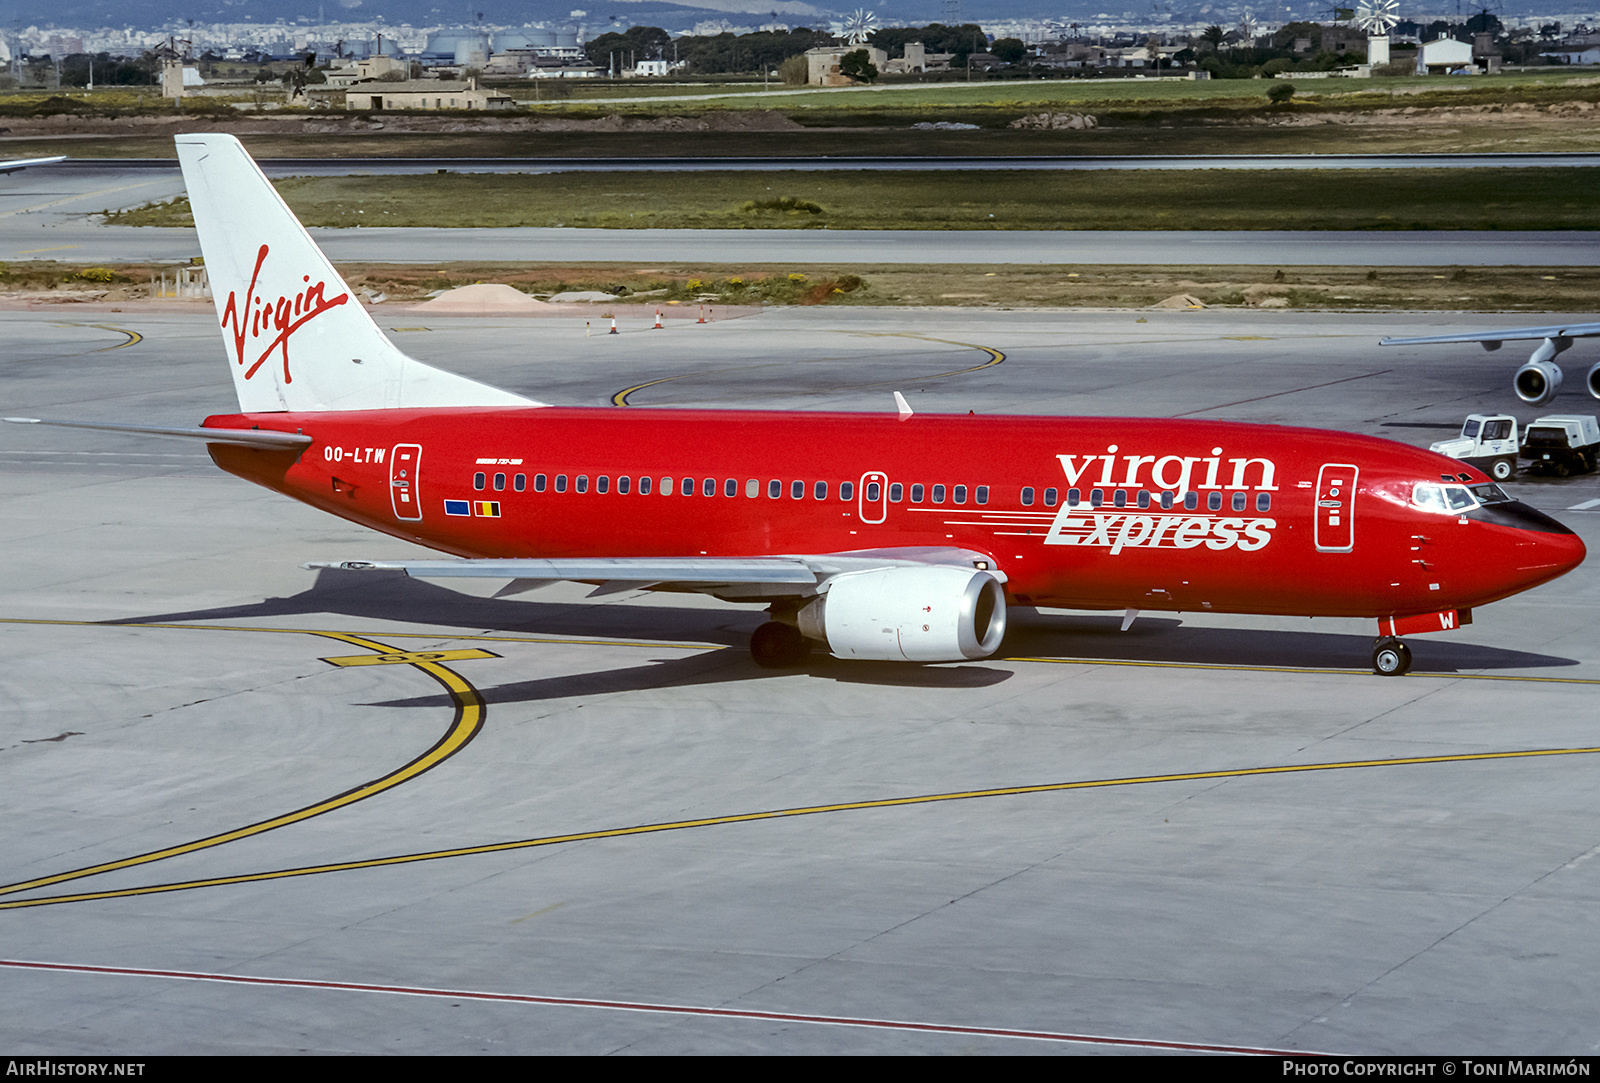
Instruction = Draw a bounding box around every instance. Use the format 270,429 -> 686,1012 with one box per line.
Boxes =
1372,637 -> 1413,676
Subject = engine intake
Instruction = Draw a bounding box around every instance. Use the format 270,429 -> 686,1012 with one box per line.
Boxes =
797,566 -> 1007,662
1515,360 -> 1563,406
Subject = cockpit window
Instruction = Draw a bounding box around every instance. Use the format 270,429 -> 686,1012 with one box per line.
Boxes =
1413,484 -> 1448,513
1470,483 -> 1510,504
1413,482 -> 1480,514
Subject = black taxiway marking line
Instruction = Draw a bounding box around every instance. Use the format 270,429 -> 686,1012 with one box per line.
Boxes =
0,624 -> 486,900
1170,369 -> 1393,418
609,335 -> 1003,406
5,745 -> 1599,910
0,958 -> 1331,1054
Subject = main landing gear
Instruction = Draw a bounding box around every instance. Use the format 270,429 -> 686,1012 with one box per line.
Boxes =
1372,637 -> 1413,677
750,621 -> 812,669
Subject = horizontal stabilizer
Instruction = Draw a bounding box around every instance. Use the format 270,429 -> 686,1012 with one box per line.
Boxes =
4,416 -> 311,450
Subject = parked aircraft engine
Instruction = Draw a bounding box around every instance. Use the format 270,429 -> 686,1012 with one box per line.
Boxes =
1588,362 -> 1600,400
795,566 -> 1007,662
1515,360 -> 1563,406
1513,336 -> 1573,406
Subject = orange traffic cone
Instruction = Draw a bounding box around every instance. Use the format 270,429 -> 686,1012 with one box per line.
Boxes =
608,317 -> 619,335
696,305 -> 706,325
653,309 -> 663,329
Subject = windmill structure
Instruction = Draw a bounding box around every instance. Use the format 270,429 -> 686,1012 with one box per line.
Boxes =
841,9 -> 878,46
1238,12 -> 1260,42
1355,0 -> 1400,66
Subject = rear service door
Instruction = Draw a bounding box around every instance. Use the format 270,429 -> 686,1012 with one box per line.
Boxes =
1315,463 -> 1357,553
390,443 -> 423,521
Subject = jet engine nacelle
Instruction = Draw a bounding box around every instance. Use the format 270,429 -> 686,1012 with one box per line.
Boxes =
1515,360 -> 1563,406
797,566 -> 1007,662
1588,361 -> 1600,401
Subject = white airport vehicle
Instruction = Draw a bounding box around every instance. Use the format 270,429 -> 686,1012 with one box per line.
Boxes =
1430,414 -> 1521,480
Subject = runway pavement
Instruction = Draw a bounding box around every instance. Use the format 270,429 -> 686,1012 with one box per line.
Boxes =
4,305 -> 1600,1054
1,160 -> 1597,266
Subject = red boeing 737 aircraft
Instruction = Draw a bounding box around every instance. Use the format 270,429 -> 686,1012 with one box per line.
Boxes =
6,135 -> 1587,674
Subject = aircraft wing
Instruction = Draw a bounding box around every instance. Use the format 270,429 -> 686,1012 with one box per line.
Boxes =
307,547 -> 1004,600
1380,322 -> 1600,348
0,155 -> 66,175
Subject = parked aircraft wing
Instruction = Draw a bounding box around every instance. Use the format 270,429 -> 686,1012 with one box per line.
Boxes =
1380,323 -> 1600,348
0,155 -> 66,175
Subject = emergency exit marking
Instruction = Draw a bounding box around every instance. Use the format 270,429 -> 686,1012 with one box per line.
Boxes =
321,648 -> 501,667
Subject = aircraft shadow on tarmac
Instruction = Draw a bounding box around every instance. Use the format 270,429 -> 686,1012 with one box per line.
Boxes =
113,569 -> 1577,706
1003,612 -> 1577,675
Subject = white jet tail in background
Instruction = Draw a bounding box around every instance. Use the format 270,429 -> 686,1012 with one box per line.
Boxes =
176,133 -> 541,413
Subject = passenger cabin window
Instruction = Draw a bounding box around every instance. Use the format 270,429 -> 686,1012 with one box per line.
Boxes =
840,482 -> 854,501
1256,492 -> 1271,512
473,472 -> 486,490
725,478 -> 738,497
682,477 -> 694,496
954,485 -> 968,505
494,473 -> 505,491
534,474 -> 547,493
703,478 -> 715,497
1067,488 -> 1081,507
815,481 -> 828,500
769,480 -> 781,499
1208,492 -> 1222,511
575,475 -> 588,494
1042,488 -> 1056,507
932,485 -> 945,503
1135,490 -> 1149,509
889,483 -> 903,502
639,476 -> 652,495
618,476 -> 631,494
514,474 -> 525,492
555,474 -> 568,493
792,480 -> 804,500
1184,492 -> 1199,510
659,477 -> 672,495
746,479 -> 759,498
1113,490 -> 1127,508
597,476 -> 609,494
1232,492 -> 1247,512
976,486 -> 989,505
1021,487 -> 1035,507
866,481 -> 881,501
911,484 -> 925,502
1091,489 -> 1104,507
1160,491 -> 1174,510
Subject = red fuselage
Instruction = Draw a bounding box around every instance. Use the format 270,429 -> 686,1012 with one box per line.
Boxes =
204,408 -> 1585,621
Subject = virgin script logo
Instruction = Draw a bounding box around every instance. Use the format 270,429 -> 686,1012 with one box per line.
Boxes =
221,243 -> 349,384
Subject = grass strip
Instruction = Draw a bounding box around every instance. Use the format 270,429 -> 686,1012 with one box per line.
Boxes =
104,167 -> 1600,232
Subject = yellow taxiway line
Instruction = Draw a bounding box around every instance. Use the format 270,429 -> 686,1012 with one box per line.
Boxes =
4,745 -> 1598,910
0,628 -> 485,900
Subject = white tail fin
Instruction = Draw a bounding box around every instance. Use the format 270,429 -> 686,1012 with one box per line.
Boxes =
175,133 -> 541,413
